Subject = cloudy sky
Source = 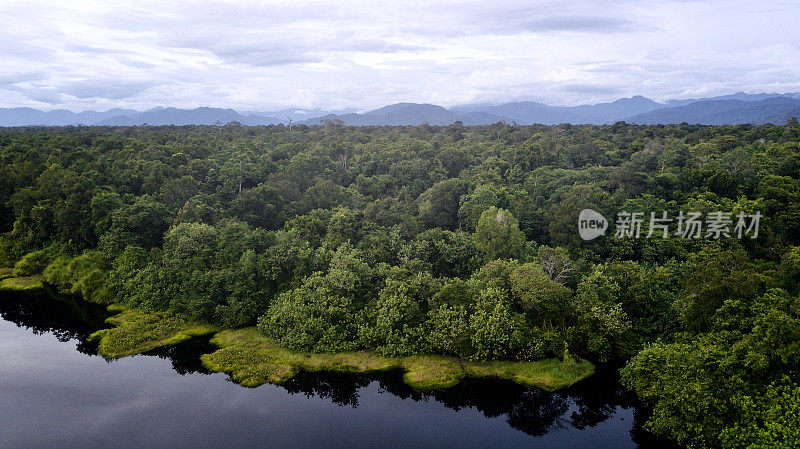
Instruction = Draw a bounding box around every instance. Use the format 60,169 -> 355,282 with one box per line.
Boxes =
1,0 -> 798,111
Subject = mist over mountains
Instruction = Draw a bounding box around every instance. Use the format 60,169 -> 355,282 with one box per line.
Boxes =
2,92 -> 799,127
626,97 -> 800,125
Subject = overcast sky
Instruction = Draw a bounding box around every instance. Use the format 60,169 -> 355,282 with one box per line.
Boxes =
1,0 -> 798,111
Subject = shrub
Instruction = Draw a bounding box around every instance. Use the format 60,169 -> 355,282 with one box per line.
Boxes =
13,249 -> 52,276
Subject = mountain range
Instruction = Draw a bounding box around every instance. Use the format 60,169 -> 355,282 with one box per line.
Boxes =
626,97 -> 800,125
2,92 -> 799,127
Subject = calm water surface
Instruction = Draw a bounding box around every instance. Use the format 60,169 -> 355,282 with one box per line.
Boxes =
0,289 -> 677,449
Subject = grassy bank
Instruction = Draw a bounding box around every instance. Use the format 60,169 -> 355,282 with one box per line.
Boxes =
49,298 -> 593,391
0,275 -> 45,292
89,305 -> 219,358
201,327 -> 594,390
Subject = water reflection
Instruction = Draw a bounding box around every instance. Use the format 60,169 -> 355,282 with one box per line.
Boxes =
280,368 -> 675,447
0,288 -> 108,355
0,288 -> 678,449
143,336 -> 216,375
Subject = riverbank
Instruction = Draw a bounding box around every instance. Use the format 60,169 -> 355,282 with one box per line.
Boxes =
89,305 -> 220,358
201,327 -> 594,390
0,289 -> 656,449
0,274 -> 44,292
1,276 -> 595,391
93,301 -> 594,390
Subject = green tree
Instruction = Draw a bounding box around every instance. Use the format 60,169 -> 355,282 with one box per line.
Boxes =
469,287 -> 527,360
359,269 -> 438,356
509,262 -> 572,323
418,178 -> 468,230
99,195 -> 171,255
474,207 -> 526,261
458,184 -> 507,231
675,247 -> 762,332
260,272 -> 359,352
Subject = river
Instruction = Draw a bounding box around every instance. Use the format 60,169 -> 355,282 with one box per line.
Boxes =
0,289 -> 678,449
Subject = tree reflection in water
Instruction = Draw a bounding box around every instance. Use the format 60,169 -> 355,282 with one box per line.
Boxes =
0,289 -> 677,447
279,368 -> 677,447
0,289 -> 109,355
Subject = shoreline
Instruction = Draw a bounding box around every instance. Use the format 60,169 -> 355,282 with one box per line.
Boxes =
1,276 -> 595,391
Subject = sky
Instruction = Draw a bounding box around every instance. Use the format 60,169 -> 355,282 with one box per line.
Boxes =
1,0 -> 798,112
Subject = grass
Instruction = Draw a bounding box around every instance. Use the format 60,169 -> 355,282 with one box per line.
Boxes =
2,275 -> 593,390
0,275 -> 45,292
89,305 -> 219,358
200,328 -> 397,387
62,302 -> 593,390
462,358 -> 595,391
400,355 -> 467,389
201,327 -> 595,391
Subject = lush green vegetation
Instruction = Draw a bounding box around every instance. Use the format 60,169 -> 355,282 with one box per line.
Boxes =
89,305 -> 219,358
202,326 -> 592,389
1,121 -> 799,446
0,275 -> 44,292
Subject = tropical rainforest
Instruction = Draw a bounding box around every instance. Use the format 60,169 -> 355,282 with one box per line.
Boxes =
1,119 -> 799,448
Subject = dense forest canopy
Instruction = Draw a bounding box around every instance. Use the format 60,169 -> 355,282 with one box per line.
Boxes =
1,120 -> 799,447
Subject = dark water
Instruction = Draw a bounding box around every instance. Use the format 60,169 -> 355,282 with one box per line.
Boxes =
0,289 -> 677,449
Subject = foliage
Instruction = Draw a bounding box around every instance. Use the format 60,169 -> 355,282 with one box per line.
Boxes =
474,207 -> 526,261
201,326 -> 593,390
89,305 -> 219,358
1,122 -> 799,446
13,246 -> 56,276
622,288 -> 800,448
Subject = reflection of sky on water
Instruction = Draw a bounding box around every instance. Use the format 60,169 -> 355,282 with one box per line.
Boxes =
0,291 -> 676,449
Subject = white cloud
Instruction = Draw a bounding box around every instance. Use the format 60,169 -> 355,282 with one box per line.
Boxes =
0,0 -> 798,111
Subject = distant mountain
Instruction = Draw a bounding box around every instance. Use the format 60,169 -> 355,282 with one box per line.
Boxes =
0,107 -> 137,126
570,95 -> 664,123
300,103 -> 509,126
451,101 -> 580,124
0,106 -> 281,126
97,107 -> 281,126
626,97 -> 800,125
666,91 -> 800,107
2,92 -> 798,127
452,95 -> 663,124
245,107 -> 359,122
